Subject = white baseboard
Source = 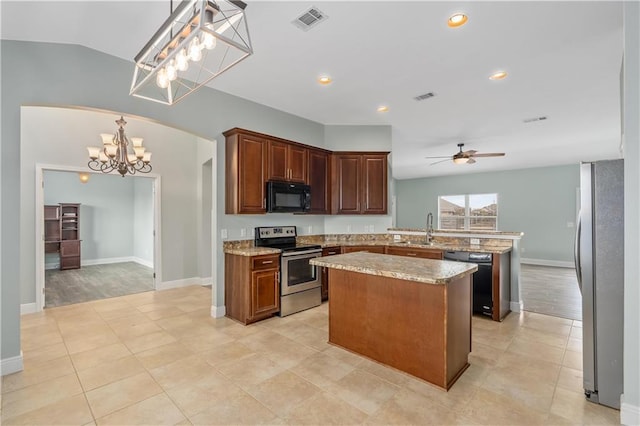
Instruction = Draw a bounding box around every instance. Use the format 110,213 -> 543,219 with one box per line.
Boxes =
45,262 -> 59,270
157,277 -> 201,291
621,400 -> 640,426
82,256 -> 136,266
21,303 -> 37,315
199,276 -> 212,286
521,258 -> 575,268
1,352 -> 24,376
510,301 -> 524,313
211,305 -> 226,318
131,257 -> 153,268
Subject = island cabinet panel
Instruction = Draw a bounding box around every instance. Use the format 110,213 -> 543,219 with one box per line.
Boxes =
331,152 -> 389,215
267,140 -> 307,184
328,268 -> 471,390
307,149 -> 330,214
225,129 -> 267,214
342,245 -> 386,254
385,246 -> 443,259
225,253 -> 280,324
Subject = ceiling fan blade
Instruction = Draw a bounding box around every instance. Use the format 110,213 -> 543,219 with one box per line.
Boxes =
429,159 -> 451,166
424,155 -> 452,159
470,152 -> 505,158
461,150 -> 477,156
466,158 -> 476,164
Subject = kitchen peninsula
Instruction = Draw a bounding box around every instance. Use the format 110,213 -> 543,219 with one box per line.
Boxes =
310,252 -> 477,390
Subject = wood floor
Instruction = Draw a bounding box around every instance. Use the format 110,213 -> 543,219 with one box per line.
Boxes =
520,264 -> 582,321
45,262 -> 154,308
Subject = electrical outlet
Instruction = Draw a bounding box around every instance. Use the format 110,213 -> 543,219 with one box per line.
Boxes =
521,247 -> 526,253
470,238 -> 480,245
370,225 -> 375,233
393,234 -> 401,242
240,228 -> 246,237
567,221 -> 574,228
250,228 -> 255,237
363,225 -> 369,233
307,225 -> 313,234
347,225 -> 352,233
221,229 -> 228,239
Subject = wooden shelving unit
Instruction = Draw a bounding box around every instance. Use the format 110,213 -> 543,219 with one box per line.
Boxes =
44,203 -> 81,270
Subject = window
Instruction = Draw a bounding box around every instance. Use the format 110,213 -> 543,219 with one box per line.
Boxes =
438,193 -> 498,230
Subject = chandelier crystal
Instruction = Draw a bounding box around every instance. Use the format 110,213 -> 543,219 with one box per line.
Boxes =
86,116 -> 152,177
130,0 -> 252,105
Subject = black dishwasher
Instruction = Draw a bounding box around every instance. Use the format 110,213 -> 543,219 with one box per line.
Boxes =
443,251 -> 493,317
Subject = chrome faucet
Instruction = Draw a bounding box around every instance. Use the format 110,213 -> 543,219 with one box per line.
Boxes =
426,212 -> 434,244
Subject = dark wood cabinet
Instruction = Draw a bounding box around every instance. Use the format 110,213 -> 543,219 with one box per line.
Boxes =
225,129 -> 267,214
224,128 -> 388,216
267,140 -> 307,183
225,253 -> 280,324
308,149 -> 330,214
44,203 -> 81,269
385,246 -> 443,260
320,246 -> 342,300
331,152 -> 389,215
362,154 -> 388,214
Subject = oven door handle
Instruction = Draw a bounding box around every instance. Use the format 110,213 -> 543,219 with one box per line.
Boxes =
281,249 -> 322,258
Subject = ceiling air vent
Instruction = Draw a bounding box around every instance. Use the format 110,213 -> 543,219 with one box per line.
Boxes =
292,6 -> 328,31
414,92 -> 435,101
523,116 -> 548,123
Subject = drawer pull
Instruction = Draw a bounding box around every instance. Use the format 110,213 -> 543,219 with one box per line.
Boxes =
327,251 -> 337,255
261,260 -> 273,264
407,253 -> 417,256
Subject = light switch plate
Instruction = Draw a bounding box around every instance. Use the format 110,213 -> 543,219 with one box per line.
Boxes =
221,229 -> 228,239
240,228 -> 246,237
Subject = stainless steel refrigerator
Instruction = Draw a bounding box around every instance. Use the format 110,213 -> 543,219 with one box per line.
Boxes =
575,159 -> 624,409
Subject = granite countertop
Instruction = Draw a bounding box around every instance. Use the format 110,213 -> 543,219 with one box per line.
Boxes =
223,247 -> 280,256
321,240 -> 511,254
310,252 -> 478,285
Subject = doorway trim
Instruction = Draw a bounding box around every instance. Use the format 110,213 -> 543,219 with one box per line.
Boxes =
34,163 -> 162,311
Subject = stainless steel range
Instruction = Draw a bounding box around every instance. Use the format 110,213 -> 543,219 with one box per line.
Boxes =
254,226 -> 322,316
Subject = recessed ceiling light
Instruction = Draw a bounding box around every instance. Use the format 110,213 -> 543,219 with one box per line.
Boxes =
489,71 -> 508,80
377,106 -> 389,113
448,13 -> 468,28
318,75 -> 332,85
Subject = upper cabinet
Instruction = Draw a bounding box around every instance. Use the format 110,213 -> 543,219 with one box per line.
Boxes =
225,128 -> 268,214
267,140 -> 307,183
307,149 -> 330,214
224,128 -> 388,216
331,152 -> 389,215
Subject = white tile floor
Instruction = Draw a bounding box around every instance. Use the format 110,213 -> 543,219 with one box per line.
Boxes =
2,285 -> 620,425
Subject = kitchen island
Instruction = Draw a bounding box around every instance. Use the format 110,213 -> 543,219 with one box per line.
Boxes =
311,251 -> 477,390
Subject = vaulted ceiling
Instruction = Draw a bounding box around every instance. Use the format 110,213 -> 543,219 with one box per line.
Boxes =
1,1 -> 624,179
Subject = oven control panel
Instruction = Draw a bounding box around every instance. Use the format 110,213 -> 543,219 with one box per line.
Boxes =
256,226 -> 297,239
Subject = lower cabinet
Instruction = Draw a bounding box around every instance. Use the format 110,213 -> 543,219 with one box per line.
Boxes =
342,245 -> 386,254
60,240 -> 81,270
320,246 -> 342,301
385,246 -> 443,260
225,253 -> 280,324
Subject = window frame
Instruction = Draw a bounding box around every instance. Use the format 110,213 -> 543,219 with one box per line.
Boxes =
437,193 -> 499,231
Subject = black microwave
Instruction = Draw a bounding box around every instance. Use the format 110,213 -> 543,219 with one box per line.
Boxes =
266,181 -> 311,213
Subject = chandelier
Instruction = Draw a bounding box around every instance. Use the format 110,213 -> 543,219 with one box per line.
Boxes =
86,116 -> 152,177
130,0 -> 253,105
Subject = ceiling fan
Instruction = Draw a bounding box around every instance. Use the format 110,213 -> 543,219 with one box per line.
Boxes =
426,143 -> 505,165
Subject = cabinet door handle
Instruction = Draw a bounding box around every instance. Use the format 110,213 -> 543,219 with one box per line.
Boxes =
262,260 -> 273,264
327,251 -> 337,255
407,253 -> 417,256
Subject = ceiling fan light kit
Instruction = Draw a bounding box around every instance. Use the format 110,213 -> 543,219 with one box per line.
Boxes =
130,0 -> 253,105
426,143 -> 505,166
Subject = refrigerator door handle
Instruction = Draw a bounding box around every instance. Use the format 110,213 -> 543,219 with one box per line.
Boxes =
575,213 -> 582,293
